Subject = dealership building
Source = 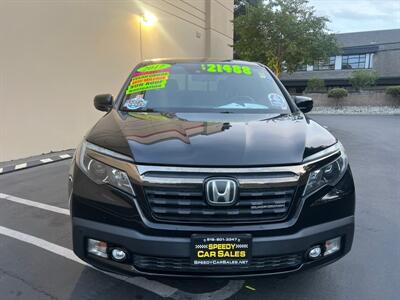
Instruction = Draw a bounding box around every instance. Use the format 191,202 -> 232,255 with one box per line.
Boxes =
280,29 -> 400,92
0,0 -> 233,162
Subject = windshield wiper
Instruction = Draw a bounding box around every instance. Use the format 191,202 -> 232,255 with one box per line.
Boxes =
261,113 -> 290,121
121,108 -> 159,113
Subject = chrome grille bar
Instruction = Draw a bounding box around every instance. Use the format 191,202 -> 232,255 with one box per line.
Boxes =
138,165 -> 304,188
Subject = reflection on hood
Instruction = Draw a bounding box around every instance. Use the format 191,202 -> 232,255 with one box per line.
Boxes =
218,103 -> 269,109
124,112 -> 231,145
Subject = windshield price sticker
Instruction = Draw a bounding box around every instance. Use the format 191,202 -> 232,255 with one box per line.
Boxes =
201,64 -> 252,75
191,235 -> 252,266
136,63 -> 171,72
126,69 -> 170,95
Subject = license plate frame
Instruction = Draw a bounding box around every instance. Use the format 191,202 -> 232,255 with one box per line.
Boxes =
191,234 -> 252,266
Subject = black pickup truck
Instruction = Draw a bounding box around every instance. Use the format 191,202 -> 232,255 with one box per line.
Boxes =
68,59 -> 355,277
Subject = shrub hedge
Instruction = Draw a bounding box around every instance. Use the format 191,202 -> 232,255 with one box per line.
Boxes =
385,86 -> 400,97
349,70 -> 378,90
328,88 -> 348,99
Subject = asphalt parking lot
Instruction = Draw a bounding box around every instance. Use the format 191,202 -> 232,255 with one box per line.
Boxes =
0,115 -> 399,300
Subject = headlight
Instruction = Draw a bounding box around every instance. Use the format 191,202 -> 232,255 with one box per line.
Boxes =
303,142 -> 348,197
78,141 -> 135,195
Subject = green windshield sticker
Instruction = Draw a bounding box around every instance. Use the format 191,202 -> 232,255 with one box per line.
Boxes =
126,69 -> 170,95
200,64 -> 252,75
137,63 -> 171,72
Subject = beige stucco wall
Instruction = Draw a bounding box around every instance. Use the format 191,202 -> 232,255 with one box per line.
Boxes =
0,0 -> 233,162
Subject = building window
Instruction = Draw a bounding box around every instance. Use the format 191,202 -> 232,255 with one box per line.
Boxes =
296,64 -> 307,71
313,56 -> 335,71
342,54 -> 366,69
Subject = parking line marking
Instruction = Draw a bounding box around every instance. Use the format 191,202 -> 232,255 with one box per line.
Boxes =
15,163 -> 27,170
0,168 -> 3,173
0,193 -> 70,216
40,158 -> 53,163
0,193 -> 245,299
0,226 -> 178,298
59,154 -> 71,159
0,225 -> 83,263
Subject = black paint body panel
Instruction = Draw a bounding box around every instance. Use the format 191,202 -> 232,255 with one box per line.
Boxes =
86,110 -> 336,166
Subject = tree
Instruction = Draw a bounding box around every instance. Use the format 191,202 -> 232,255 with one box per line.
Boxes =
234,0 -> 338,76
234,0 -> 263,18
349,70 -> 378,90
233,0 -> 264,58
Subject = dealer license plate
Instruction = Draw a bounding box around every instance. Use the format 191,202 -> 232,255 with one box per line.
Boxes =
191,234 -> 252,266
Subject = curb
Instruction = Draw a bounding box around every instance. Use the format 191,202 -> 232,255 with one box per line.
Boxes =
309,106 -> 400,115
0,151 -> 75,175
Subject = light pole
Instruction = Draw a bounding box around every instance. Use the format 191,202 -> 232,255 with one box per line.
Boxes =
139,13 -> 157,61
139,17 -> 143,61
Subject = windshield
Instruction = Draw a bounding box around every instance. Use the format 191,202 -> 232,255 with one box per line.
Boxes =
120,62 -> 291,113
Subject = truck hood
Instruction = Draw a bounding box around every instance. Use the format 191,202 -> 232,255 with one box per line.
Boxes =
86,110 -> 336,166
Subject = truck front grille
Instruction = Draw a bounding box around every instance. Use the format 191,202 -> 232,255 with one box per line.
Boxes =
137,165 -> 302,224
144,186 -> 296,223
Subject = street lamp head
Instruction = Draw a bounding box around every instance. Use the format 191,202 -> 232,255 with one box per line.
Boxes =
141,13 -> 157,27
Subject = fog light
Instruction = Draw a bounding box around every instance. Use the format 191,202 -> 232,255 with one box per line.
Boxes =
308,245 -> 322,259
87,239 -> 108,258
111,248 -> 127,262
324,237 -> 341,256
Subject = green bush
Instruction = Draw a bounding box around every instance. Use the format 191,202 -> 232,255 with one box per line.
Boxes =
349,70 -> 378,90
328,88 -> 348,99
305,77 -> 325,92
385,86 -> 400,97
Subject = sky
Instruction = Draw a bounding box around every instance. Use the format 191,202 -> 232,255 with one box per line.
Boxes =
308,0 -> 400,33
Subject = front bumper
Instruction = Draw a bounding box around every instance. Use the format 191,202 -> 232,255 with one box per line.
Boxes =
72,215 -> 354,278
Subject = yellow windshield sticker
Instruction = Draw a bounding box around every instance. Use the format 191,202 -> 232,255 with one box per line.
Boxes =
201,64 -> 252,75
126,68 -> 170,95
137,63 -> 171,72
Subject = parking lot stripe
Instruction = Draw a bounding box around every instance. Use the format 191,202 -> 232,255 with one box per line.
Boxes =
0,225 -> 82,263
59,154 -> 71,159
0,225 -> 179,298
0,193 -> 70,215
0,193 -> 245,299
40,158 -> 53,163
15,163 -> 27,170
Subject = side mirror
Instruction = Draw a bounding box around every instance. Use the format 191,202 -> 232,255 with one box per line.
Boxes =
94,94 -> 114,112
293,96 -> 313,113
